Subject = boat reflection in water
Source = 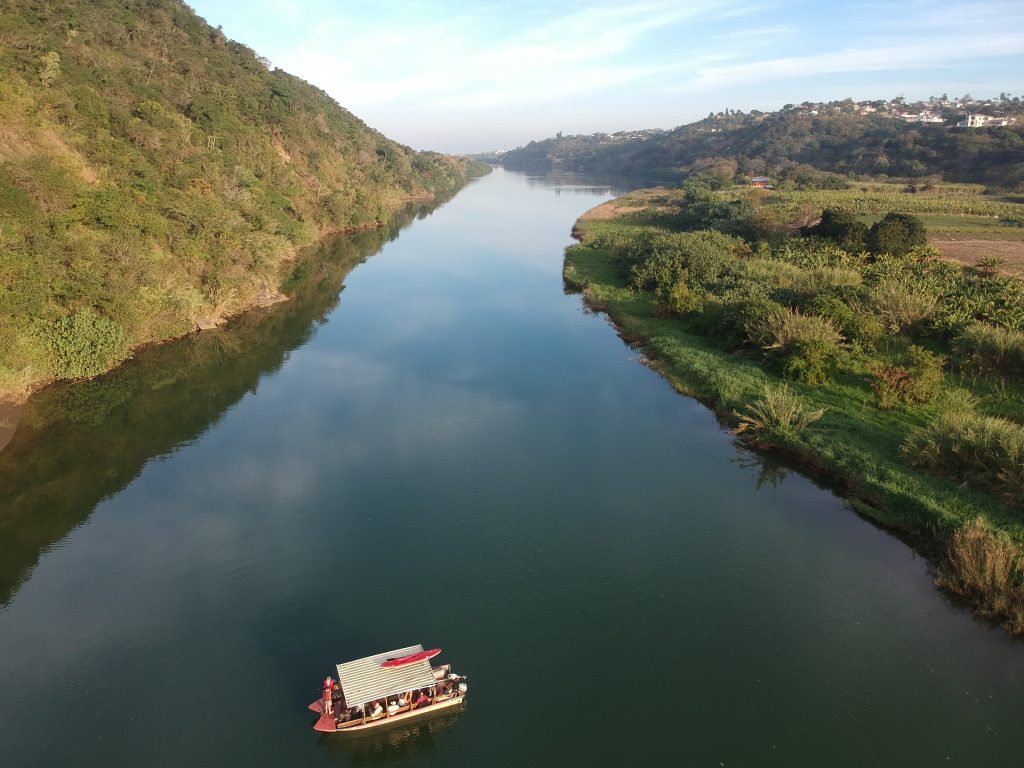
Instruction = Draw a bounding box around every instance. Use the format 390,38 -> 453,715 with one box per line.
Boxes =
317,707 -> 465,765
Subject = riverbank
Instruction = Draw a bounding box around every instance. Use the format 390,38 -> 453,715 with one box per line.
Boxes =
566,189 -> 1024,634
0,170 -> 488,407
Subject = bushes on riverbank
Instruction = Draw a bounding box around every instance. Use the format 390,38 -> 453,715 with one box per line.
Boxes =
938,518 -> 1024,634
734,384 -> 826,446
956,323 -> 1024,376
904,411 -> 1024,507
566,184 -> 1024,633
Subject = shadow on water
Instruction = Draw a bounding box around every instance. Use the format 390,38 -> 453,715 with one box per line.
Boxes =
316,708 -> 465,765
0,195 -> 453,608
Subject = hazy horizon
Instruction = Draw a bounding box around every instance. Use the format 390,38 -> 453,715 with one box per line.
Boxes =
190,0 -> 1024,154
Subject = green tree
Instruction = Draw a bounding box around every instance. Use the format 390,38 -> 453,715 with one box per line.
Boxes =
867,212 -> 927,256
803,208 -> 868,248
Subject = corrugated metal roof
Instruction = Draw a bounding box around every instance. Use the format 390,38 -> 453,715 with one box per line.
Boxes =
335,645 -> 437,707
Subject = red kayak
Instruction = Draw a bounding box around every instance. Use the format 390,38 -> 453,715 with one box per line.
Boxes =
381,648 -> 441,668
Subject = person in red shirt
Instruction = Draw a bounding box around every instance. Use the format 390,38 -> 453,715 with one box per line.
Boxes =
322,677 -> 335,715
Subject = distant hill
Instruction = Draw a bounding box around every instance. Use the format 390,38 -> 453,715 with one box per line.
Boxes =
0,0 -> 485,399
487,97 -> 1024,188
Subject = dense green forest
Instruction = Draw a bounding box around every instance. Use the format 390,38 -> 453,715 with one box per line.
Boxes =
0,0 -> 485,399
493,104 -> 1024,188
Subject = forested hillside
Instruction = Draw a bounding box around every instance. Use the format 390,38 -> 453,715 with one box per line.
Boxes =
493,103 -> 1024,188
0,0 -> 484,399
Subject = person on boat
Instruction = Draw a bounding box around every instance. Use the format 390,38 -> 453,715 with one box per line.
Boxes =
370,700 -> 384,719
322,677 -> 334,716
413,689 -> 431,709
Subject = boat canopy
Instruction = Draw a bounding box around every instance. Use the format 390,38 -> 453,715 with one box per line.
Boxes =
335,645 -> 437,708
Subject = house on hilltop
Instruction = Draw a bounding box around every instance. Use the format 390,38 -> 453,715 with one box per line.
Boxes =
750,176 -> 773,189
957,114 -> 1012,127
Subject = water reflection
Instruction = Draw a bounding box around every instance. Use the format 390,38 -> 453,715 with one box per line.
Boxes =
317,708 -> 465,765
521,170 -> 675,196
0,196 -> 452,607
732,451 -> 792,493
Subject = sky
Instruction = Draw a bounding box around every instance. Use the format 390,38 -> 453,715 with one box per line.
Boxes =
188,0 -> 1024,154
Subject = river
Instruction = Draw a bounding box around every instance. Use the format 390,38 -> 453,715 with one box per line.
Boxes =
1,168 -> 1023,767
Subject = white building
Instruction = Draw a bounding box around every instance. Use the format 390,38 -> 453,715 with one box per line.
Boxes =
957,114 -> 1011,127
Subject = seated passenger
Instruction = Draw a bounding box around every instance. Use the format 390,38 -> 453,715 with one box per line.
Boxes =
370,701 -> 384,718
414,690 -> 431,709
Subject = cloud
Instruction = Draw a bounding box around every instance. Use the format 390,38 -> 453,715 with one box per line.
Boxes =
713,25 -> 793,40
270,0 -> 749,110
686,30 -> 1024,89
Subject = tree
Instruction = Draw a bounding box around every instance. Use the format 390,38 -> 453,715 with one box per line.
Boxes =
867,213 -> 927,256
803,208 -> 868,248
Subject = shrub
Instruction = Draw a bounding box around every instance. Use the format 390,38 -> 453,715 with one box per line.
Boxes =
903,411 -> 1024,506
955,322 -> 1024,377
867,212 -> 927,256
734,384 -> 827,445
866,345 -> 944,409
802,208 -> 868,249
696,292 -> 781,350
808,294 -> 885,353
627,230 -> 744,294
780,340 -> 838,384
562,262 -> 585,290
871,280 -> 937,333
941,518 -> 1020,600
936,518 -> 1024,632
976,256 -> 1006,276
679,185 -> 756,236
747,307 -> 844,383
38,51 -> 61,86
748,306 -> 843,351
660,279 -> 703,316
39,310 -> 132,380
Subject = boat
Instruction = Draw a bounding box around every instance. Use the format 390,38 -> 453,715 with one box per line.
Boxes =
309,644 -> 467,734
381,648 -> 441,668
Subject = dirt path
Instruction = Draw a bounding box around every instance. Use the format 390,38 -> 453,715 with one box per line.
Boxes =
929,238 -> 1024,277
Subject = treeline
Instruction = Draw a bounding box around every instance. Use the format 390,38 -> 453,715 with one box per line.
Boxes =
0,0 -> 487,399
495,109 -> 1024,188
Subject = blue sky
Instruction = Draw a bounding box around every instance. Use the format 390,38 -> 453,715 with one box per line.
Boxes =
189,0 -> 1024,153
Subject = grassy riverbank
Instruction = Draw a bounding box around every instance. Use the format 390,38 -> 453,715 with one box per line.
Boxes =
566,185 -> 1024,633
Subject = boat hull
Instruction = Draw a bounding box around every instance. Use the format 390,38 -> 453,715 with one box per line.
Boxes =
317,695 -> 465,735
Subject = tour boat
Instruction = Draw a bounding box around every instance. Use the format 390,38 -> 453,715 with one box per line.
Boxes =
309,644 -> 467,734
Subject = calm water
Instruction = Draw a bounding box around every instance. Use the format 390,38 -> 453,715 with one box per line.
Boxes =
2,168 -> 1023,767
